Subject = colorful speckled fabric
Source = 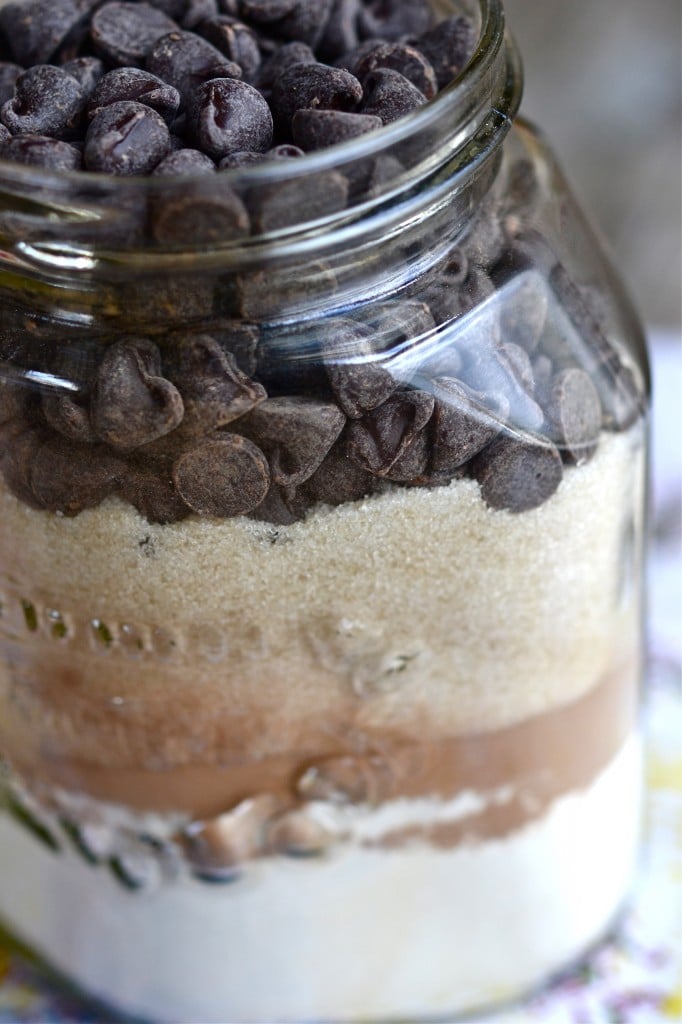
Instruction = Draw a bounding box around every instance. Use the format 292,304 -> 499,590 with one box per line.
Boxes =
1,336 -> 680,1024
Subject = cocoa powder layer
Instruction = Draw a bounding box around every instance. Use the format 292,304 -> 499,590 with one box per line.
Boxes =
2,659 -> 637,852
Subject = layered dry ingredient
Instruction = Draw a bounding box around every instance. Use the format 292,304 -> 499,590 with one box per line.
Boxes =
0,424 -> 645,1020
0,0 -> 648,1019
0,264 -> 647,1018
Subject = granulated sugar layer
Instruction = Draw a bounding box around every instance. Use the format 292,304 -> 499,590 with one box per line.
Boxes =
0,427 -> 644,737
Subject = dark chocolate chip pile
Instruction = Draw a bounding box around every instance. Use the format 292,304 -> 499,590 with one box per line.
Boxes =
0,0 -> 477,173
0,2 -> 645,524
0,226 -> 641,525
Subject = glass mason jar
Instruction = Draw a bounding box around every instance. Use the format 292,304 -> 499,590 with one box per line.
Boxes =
0,0 -> 648,1021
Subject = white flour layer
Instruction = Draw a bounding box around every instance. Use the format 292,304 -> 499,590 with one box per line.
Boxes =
0,735 -> 642,1023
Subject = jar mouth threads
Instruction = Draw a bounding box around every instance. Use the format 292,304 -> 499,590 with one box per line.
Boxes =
0,0 -> 522,255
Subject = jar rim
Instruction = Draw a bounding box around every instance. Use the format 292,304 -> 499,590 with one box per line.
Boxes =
0,0 -> 511,195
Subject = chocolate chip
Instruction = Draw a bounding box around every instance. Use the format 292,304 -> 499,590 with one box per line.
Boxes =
247,170 -> 348,232
503,157 -> 543,225
0,425 -> 49,509
357,0 -> 435,42
188,77 -> 273,159
397,297 -> 467,380
167,334 -> 266,434
119,463 -> 191,523
235,396 -> 345,486
471,435 -> 563,512
109,274 -> 215,326
333,38 -> 385,73
291,107 -> 381,149
0,0 -> 98,67
316,0 -> 360,63
1,65 -> 85,138
0,134 -> 82,170
0,379 -> 30,425
253,325 -> 327,393
362,299 -> 436,367
498,228 -> 558,281
495,268 -> 549,354
408,339 -> 464,384
0,62 -> 23,106
547,263 -> 645,430
545,367 -> 602,463
439,248 -> 470,286
59,340 -> 105,386
239,0 -> 298,22
89,1 -> 176,65
30,437 -> 124,515
301,433 -> 382,505
220,144 -> 294,167
416,14 -> 477,88
321,318 -> 397,418
181,0 -> 219,29
90,2 -> 179,66
382,427 -> 429,482
236,258 -> 337,317
60,56 -> 105,96
146,29 -> 241,104
164,117 -> 194,143
460,191 -> 507,271
430,377 -> 503,476
347,389 -> 434,476
197,16 -> 261,80
265,142 -> 304,158
218,148 -> 264,167
265,0 -> 334,47
91,338 -> 184,449
88,68 -> 181,126
548,264 -> 643,428
173,434 -> 270,516
250,481 -> 306,523
359,67 -> 426,125
42,391 -> 97,441
149,0 -> 189,16
352,42 -> 437,99
150,179 -> 249,243
152,147 -> 216,174
270,62 -> 363,132
84,101 -> 171,174
253,39 -> 316,92
210,320 -> 259,375
423,264 -> 496,331
598,362 -> 645,432
464,339 -> 544,434
499,341 -> 535,391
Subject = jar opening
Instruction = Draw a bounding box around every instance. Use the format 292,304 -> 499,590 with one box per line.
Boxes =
0,0 -> 522,258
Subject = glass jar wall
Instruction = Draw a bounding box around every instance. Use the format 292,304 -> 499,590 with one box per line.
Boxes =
0,0 -> 648,1020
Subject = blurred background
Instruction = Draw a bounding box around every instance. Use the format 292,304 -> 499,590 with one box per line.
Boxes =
506,0 -> 681,331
